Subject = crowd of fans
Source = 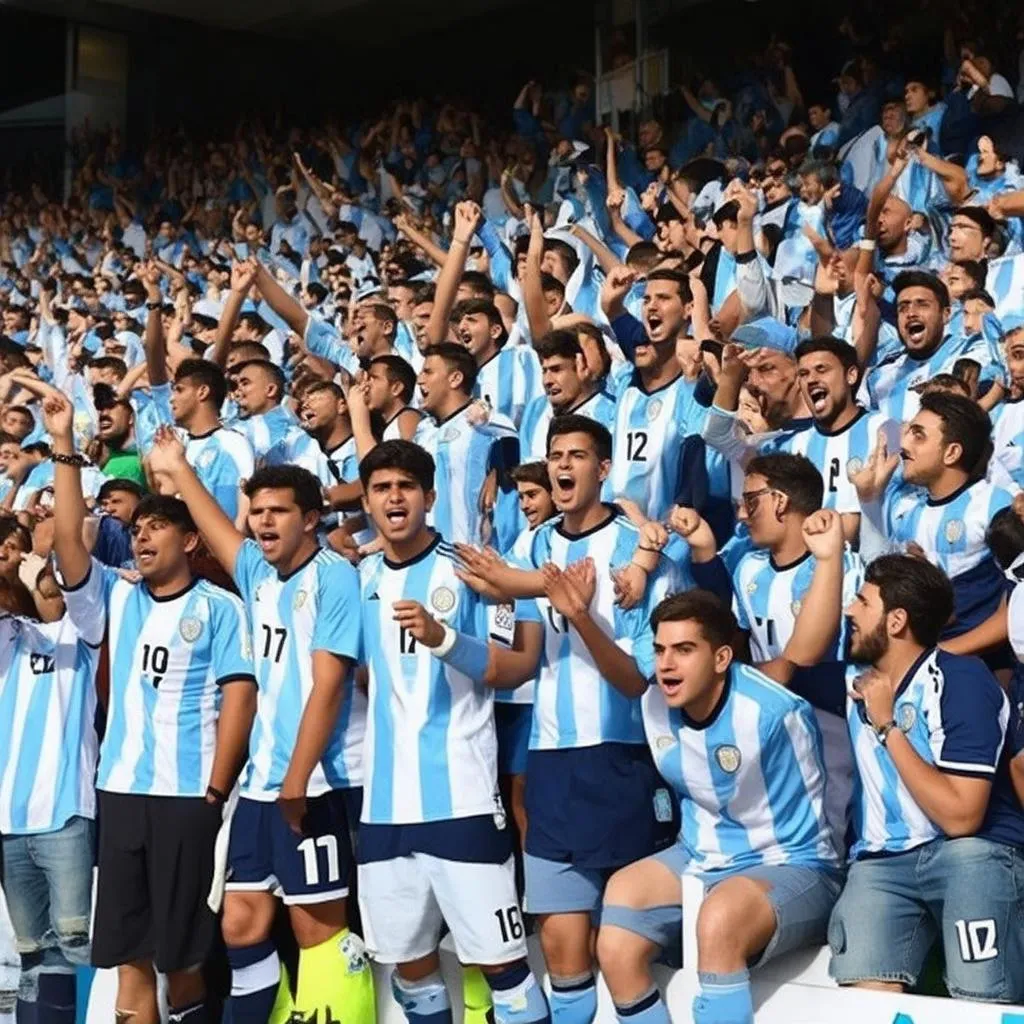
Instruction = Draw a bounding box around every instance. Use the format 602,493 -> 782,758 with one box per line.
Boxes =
1,3 -> 1024,1024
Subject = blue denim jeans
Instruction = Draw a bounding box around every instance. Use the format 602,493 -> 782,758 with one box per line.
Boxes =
829,836 -> 1024,1002
1,816 -> 94,1001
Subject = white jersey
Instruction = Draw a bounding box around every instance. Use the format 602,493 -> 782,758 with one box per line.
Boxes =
233,541 -> 365,798
62,559 -> 256,797
0,614 -> 99,834
358,534 -> 515,825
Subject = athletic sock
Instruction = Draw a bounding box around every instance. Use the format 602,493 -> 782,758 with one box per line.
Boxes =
612,987 -> 670,1024
34,974 -> 74,1024
483,962 -> 549,1024
391,971 -> 451,1024
227,942 -> 280,1024
692,970 -> 753,1024
294,929 -> 374,1024
460,967 -> 492,1024
548,973 -> 596,1024
267,962 -> 294,1024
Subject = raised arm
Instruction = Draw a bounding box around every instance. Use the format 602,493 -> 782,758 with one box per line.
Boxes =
141,262 -> 169,386
251,257 -> 309,336
147,425 -> 245,574
426,200 -> 480,346
209,260 -> 257,368
569,222 -> 622,276
523,206 -> 553,342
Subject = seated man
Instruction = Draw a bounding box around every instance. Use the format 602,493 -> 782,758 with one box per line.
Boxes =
830,554 -> 1024,1003
596,587 -> 842,1024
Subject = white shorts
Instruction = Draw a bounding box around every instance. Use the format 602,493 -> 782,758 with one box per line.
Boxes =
358,854 -> 527,965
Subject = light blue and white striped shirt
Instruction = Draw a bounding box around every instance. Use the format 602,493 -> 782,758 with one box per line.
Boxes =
474,345 -> 542,428
236,404 -> 303,462
642,662 -> 840,877
233,541 -> 364,798
0,615 -> 100,834
988,396 -> 1024,494
358,534 -> 515,824
185,426 -> 255,522
518,390 -> 618,463
845,649 -> 1007,858
62,559 -> 256,797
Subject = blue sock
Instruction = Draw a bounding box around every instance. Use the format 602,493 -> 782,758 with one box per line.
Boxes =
35,974 -> 74,1024
692,970 -> 753,1024
391,972 -> 452,1024
613,987 -> 670,1024
227,942 -> 280,1024
484,962 -> 550,1024
549,974 -> 596,1024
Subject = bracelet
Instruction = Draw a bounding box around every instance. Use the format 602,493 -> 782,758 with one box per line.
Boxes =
205,785 -> 227,806
637,545 -> 660,553
874,720 -> 897,746
146,300 -> 161,310
857,239 -> 876,252
629,559 -> 651,572
450,239 -> 468,248
51,451 -> 86,467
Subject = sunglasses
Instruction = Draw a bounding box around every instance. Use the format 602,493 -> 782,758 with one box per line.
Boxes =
740,486 -> 780,516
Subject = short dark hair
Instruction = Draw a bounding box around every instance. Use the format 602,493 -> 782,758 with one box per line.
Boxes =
534,329 -> 583,363
953,259 -> 987,288
243,465 -> 324,516
626,241 -> 661,273
745,453 -> 824,515
131,494 -> 197,534
953,205 -> 996,239
364,301 -> 398,337
458,270 -> 496,302
646,267 -> 692,303
237,311 -> 269,336
793,335 -> 860,374
959,287 -> 995,307
893,270 -> 950,309
0,518 -> 31,552
540,272 -> 565,300
918,390 -> 992,473
229,340 -> 271,363
986,506 -> 1024,572
303,379 -> 344,402
423,342 -> 479,393
368,355 -> 416,404
358,439 -> 435,491
90,356 -> 128,380
235,359 -> 286,401
510,460 -> 552,492
547,413 -> 613,463
798,159 -> 839,190
864,554 -> 954,649
97,478 -> 145,503
452,298 -> 507,345
712,201 -> 740,229
650,589 -> 737,650
175,358 -> 228,409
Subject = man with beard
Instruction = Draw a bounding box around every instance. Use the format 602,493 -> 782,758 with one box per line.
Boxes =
604,269 -> 724,522
826,554 -> 1024,1004
852,391 -> 1013,655
862,271 -> 1003,423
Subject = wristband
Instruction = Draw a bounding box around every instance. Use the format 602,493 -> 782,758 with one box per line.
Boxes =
51,451 -> 86,467
146,300 -> 162,310
857,239 -> 876,252
874,720 -> 897,746
431,623 -> 458,657
205,785 -> 227,806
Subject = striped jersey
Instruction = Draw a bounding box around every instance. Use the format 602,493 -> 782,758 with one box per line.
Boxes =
988,396 -> 1024,494
845,650 -> 1008,858
414,404 -> 518,546
607,371 -> 710,521
237,404 -> 303,461
0,615 -> 100,834
233,541 -> 364,798
474,345 -> 542,428
185,426 -> 255,522
518,390 -> 618,462
511,508 -> 673,750
494,525 -> 542,706
733,546 -> 864,664
358,534 -> 515,824
62,559 -> 256,797
642,663 -> 840,877
763,408 -> 897,514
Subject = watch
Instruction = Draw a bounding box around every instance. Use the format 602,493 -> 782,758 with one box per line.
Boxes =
874,720 -> 897,746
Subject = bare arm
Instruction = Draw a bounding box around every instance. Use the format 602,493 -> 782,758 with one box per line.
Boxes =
569,223 -> 622,275
209,261 -> 257,368
522,207 -> 553,341
208,682 -> 257,796
141,263 -> 168,386
483,620 -> 544,688
426,201 -> 480,346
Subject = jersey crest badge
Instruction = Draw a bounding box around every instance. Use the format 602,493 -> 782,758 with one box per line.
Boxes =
898,704 -> 917,732
944,519 -> 964,543
653,787 -> 673,823
430,586 -> 456,614
179,617 -> 203,643
715,744 -> 742,773
197,447 -> 216,469
293,589 -> 309,610
646,398 -> 663,422
442,426 -> 460,442
745,580 -> 758,595
846,457 -> 864,478
655,734 -> 674,751
791,599 -> 802,617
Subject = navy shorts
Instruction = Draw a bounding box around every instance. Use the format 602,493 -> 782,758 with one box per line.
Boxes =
495,703 -> 532,776
524,744 -> 676,871
227,788 -> 359,905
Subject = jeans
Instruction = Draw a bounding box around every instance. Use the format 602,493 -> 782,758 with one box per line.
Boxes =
1,816 -> 94,1002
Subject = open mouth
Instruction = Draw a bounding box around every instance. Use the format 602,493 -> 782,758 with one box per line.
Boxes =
136,547 -> 157,565
646,313 -> 664,337
384,507 -> 409,527
659,676 -> 683,698
256,531 -> 279,552
458,328 -> 472,346
807,383 -> 829,413
553,473 -> 575,500
904,319 -> 927,344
